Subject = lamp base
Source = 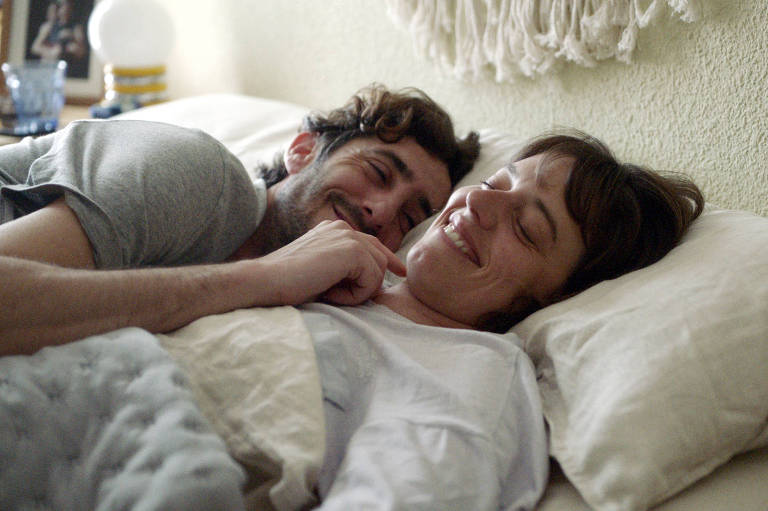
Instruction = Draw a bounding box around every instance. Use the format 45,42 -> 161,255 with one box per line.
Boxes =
91,64 -> 169,118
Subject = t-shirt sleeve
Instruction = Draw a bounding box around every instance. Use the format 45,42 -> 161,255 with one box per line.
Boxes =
9,120 -> 261,268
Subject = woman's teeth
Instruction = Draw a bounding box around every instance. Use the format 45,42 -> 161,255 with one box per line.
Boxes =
444,224 -> 470,255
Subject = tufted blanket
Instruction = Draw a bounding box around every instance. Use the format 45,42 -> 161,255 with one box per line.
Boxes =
0,327 -> 246,511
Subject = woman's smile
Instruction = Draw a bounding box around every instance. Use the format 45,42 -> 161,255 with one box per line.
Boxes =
442,214 -> 480,265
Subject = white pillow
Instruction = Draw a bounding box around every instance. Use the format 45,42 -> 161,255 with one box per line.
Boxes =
512,207 -> 768,511
116,93 -> 309,178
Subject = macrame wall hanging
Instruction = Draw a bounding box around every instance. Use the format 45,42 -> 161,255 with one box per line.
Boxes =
385,0 -> 702,81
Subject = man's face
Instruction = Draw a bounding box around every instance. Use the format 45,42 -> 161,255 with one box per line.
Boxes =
269,134 -> 452,252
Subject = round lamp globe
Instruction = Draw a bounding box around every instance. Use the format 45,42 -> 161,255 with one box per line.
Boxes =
88,0 -> 175,68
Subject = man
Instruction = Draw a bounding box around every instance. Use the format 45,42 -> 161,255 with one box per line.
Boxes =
0,84 -> 479,355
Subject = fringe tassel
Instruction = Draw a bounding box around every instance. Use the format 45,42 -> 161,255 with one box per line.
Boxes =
386,0 -> 702,81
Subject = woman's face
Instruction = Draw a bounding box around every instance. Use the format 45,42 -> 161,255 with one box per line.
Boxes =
405,152 -> 586,327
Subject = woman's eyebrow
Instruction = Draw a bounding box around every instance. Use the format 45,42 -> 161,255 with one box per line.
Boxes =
506,163 -> 558,244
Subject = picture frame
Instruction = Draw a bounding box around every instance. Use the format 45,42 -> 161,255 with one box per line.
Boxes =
3,0 -> 102,104
0,2 -> 12,81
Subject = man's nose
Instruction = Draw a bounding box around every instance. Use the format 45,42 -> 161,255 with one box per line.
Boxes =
362,193 -> 401,232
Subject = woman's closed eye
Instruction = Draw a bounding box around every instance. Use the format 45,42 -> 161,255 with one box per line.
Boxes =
517,219 -> 536,247
481,179 -> 541,248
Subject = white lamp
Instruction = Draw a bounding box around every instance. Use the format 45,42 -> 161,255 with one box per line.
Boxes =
87,0 -> 175,117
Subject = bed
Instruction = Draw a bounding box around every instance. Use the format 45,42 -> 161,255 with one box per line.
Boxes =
1,93 -> 766,511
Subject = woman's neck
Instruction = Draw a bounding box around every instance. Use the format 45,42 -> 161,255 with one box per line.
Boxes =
373,281 -> 474,330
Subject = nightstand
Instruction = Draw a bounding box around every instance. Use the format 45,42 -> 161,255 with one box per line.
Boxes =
0,104 -> 92,146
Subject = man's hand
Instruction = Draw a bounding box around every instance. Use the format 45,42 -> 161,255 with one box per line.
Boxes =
254,220 -> 406,306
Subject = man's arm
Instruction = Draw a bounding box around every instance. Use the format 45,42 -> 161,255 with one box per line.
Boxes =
0,217 -> 405,356
0,255 -> 247,355
0,198 -> 96,268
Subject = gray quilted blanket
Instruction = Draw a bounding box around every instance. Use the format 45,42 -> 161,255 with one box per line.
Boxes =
0,327 -> 246,511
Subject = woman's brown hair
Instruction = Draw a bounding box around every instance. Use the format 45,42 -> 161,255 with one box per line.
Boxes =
515,130 -> 705,299
481,130 -> 704,333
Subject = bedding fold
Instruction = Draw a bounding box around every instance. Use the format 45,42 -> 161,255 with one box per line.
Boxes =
157,306 -> 326,511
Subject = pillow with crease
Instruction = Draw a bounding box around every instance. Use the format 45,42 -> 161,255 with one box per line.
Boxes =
511,207 -> 768,511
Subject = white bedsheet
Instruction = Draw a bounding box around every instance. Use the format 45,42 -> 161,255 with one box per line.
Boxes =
158,301 -> 551,511
157,306 -> 325,511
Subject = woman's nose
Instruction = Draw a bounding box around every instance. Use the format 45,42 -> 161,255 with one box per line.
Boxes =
466,187 -> 517,230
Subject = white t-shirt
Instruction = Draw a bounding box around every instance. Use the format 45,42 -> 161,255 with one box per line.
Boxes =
301,302 -> 549,511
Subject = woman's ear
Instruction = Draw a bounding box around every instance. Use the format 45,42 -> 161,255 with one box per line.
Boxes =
284,131 -> 319,175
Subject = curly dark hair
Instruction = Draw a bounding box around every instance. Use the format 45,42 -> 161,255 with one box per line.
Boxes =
256,83 -> 480,188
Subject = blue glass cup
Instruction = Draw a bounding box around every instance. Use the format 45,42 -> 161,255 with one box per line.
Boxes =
2,60 -> 67,135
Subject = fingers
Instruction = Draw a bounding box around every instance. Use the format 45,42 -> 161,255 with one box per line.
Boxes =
321,262 -> 384,305
322,237 -> 388,305
260,220 -> 407,306
308,221 -> 401,305
382,244 -> 406,277
316,220 -> 406,277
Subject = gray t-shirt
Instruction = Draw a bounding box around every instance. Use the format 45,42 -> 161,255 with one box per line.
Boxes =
0,119 -> 266,268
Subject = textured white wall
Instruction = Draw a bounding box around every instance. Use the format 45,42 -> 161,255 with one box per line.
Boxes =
162,0 -> 767,216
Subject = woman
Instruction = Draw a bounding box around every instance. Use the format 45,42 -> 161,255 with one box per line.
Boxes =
377,130 -> 704,331
299,129 -> 704,510
0,130 -> 703,511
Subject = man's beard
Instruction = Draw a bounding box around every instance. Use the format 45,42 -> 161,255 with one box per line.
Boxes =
262,162 -> 371,255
